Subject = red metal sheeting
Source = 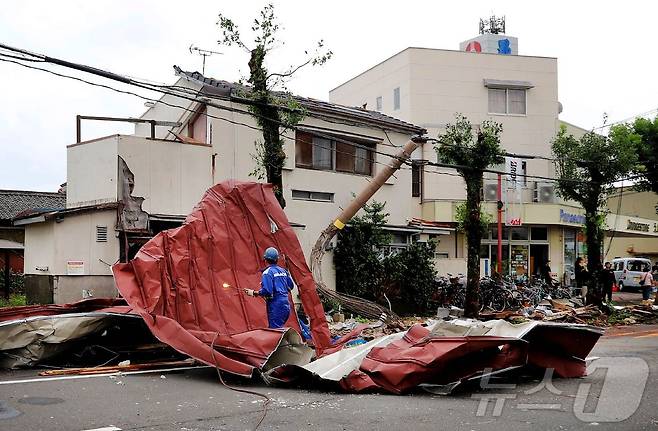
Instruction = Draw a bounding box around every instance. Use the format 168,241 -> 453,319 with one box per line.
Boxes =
112,182 -> 333,377
0,298 -> 129,323
340,324 -> 528,394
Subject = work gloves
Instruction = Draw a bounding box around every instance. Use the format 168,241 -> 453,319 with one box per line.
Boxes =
244,289 -> 256,297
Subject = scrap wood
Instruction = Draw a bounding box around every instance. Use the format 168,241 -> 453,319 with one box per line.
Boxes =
38,358 -> 197,376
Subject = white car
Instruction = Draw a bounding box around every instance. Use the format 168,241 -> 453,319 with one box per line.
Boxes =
612,257 -> 652,291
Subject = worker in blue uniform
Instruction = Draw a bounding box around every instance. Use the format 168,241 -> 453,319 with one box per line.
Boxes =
245,247 -> 294,328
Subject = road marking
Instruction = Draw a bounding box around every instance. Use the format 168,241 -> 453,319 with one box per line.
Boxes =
635,332 -> 658,338
81,427 -> 121,431
606,329 -> 658,338
0,366 -> 210,386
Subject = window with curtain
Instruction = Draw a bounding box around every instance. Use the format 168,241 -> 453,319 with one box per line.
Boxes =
312,137 -> 333,170
488,89 -> 507,114
295,130 -> 374,175
508,89 -> 526,114
488,88 -> 527,115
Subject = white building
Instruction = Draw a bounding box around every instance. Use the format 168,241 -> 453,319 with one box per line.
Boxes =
329,33 -> 658,279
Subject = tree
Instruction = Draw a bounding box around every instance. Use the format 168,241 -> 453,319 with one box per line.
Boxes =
333,200 -> 438,314
384,242 -> 438,313
552,125 -> 638,278
628,116 -> 658,196
217,4 -> 332,207
435,115 -> 504,318
333,201 -> 390,300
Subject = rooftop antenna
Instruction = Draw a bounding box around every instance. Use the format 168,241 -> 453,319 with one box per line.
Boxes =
479,15 -> 506,34
189,45 -> 223,75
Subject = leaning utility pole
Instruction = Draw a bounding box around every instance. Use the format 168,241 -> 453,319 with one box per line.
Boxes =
309,137 -> 426,323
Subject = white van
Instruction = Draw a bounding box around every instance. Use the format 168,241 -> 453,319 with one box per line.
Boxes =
612,257 -> 652,291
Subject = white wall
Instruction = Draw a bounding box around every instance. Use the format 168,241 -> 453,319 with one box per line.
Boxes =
67,135 -> 119,208
118,135 -> 213,216
24,209 -> 119,276
330,47 -> 560,202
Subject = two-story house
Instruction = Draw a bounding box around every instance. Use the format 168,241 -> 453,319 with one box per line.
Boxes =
17,68 -> 454,304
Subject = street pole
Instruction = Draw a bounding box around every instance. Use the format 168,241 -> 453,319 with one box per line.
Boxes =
497,174 -> 503,275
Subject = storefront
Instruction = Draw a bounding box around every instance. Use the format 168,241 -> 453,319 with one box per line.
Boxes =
480,225 -> 552,281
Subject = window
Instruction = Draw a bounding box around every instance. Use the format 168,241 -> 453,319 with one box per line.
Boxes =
530,227 -> 548,241
295,131 -> 374,175
96,226 -> 108,242
312,137 -> 333,170
488,88 -> 526,115
376,96 -> 382,111
393,87 -> 400,110
510,227 -> 529,240
291,190 -> 334,202
411,161 -> 422,197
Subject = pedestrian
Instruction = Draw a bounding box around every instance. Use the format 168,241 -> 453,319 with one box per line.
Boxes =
540,260 -> 553,286
639,264 -> 655,306
600,261 -> 616,303
575,257 -> 589,300
244,247 -> 294,328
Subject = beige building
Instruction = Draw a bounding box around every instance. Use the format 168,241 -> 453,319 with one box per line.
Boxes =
330,34 -> 658,279
18,69 -> 455,303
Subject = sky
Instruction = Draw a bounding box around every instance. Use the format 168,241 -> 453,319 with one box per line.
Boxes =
1,0 -> 657,191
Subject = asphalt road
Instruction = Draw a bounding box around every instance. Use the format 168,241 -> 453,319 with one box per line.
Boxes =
1,325 -> 657,431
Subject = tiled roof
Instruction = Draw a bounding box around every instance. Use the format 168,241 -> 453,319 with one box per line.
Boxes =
0,189 -> 66,221
173,66 -> 426,135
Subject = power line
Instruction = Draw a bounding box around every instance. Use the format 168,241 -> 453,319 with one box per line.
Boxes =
0,47 -> 625,188
591,108 -> 658,131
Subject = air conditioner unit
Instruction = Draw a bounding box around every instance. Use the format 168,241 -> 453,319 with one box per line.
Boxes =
534,182 -> 555,203
483,182 -> 499,202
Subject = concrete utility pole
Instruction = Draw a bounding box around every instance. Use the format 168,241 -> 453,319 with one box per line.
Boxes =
309,137 -> 426,322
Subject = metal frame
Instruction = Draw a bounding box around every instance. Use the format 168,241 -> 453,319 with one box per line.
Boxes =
75,115 -> 181,143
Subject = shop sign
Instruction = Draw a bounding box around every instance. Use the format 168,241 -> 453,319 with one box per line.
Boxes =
559,209 -> 585,225
67,260 -> 84,275
505,157 -> 523,226
626,219 -> 658,233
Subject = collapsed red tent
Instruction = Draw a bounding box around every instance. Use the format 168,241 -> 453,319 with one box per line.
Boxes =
112,181 -> 333,377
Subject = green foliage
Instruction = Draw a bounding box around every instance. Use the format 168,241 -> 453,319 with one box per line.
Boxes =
455,201 -> 492,235
383,242 -> 438,312
618,116 -> 658,195
333,201 -> 438,313
0,270 -> 24,296
552,125 -> 638,207
333,201 -> 391,300
0,294 -> 26,308
436,114 -> 505,179
217,4 -> 332,207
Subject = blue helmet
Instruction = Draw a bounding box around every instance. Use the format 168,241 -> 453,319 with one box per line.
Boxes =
263,247 -> 279,262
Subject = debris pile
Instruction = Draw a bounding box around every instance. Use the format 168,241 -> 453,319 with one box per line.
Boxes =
0,182 -> 605,397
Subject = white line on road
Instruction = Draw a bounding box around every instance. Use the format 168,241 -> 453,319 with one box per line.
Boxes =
80,427 -> 122,431
0,365 -> 211,386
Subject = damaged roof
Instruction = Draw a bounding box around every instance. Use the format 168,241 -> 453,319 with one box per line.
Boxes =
0,189 -> 66,222
173,66 -> 426,135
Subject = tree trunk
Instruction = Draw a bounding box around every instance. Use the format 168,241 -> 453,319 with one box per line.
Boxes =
464,175 -> 483,317
249,47 -> 286,209
584,205 -> 603,306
